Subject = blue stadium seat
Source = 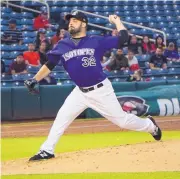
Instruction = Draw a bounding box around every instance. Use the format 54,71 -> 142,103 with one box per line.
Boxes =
1,44 -> 11,51
169,68 -> 180,74
1,74 -> 12,81
23,37 -> 35,44
9,51 -> 21,59
21,12 -> 33,19
50,6 -> 61,13
22,31 -> 37,38
21,19 -> 33,25
146,16 -> 157,22
175,10 -> 180,15
20,1 -> 33,6
3,59 -> 13,66
161,27 -> 170,33
1,82 -> 13,87
140,29 -> 153,35
103,6 -> 114,12
46,31 -> 56,37
175,33 -> 180,39
134,11 -> 145,16
12,74 -> 26,81
1,19 -> 8,25
143,5 -> 154,10
154,10 -> 165,16
94,18 -> 107,24
10,12 -> 21,19
105,23 -> 115,29
123,6 -> 133,11
93,6 -> 103,12
158,22 -> 169,28
153,5 -> 164,10
156,16 -> 167,22
27,66 -> 40,73
164,10 -> 175,16
166,16 -> 178,22
22,25 -> 34,31
113,6 -> 121,11
88,30 -> 102,35
173,5 -> 180,10
1,25 -> 8,31
112,78 -> 126,82
52,66 -> 65,72
61,6 -> 72,12
1,51 -> 10,59
1,12 -> 9,19
148,22 -> 158,28
82,6 -> 94,12
52,1 -> 64,6
166,33 -> 175,40
1,7 -> 12,13
13,81 -> 24,86
168,22 -> 178,28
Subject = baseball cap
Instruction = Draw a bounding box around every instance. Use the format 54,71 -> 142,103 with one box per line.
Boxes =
9,19 -> 17,24
38,28 -> 46,34
65,11 -> 88,24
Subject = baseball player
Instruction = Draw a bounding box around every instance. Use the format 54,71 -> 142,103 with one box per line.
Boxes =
24,12 -> 162,161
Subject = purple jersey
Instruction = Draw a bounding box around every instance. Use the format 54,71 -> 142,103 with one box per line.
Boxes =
47,35 -> 120,87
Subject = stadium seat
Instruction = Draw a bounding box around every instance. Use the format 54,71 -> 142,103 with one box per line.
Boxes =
52,65 -> 65,72
1,82 -> 13,87
27,66 -> 40,73
21,19 -> 33,25
1,51 -> 10,59
1,25 -> 8,31
23,37 -> 35,44
1,7 -> 12,13
22,25 -> 34,31
3,59 -> 13,66
1,19 -> 8,25
22,31 -> 37,38
13,81 -> 24,86
168,68 -> 180,74
50,6 -> 61,13
9,51 -> 21,59
82,6 -> 93,12
1,12 -> 9,19
1,44 -> 11,51
103,6 -> 114,12
164,10 -> 174,16
88,30 -> 102,35
61,6 -> 72,12
93,6 -> 103,12
10,12 -> 21,19
154,10 -> 165,16
21,12 -> 33,18
1,74 -> 12,81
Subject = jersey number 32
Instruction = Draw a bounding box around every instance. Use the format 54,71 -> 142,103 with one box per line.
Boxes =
82,57 -> 96,67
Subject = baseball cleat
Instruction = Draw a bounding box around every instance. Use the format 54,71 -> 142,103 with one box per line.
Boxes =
148,115 -> 162,141
29,150 -> 55,161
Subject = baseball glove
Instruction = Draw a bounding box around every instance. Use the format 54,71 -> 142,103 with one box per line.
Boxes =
24,79 -> 39,95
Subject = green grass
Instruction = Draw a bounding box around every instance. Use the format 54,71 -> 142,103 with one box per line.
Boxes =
2,131 -> 180,161
2,172 -> 180,179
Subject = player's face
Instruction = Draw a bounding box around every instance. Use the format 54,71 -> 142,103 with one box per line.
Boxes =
68,18 -> 83,35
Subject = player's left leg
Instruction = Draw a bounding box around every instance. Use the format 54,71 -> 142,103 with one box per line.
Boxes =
86,79 -> 161,140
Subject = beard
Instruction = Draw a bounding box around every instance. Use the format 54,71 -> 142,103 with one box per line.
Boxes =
68,24 -> 82,35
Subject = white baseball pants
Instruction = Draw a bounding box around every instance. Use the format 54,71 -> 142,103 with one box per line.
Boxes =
40,78 -> 156,154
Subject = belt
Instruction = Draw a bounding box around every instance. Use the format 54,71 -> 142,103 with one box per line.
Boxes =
79,83 -> 103,93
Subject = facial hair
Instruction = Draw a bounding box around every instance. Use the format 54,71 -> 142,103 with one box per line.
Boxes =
69,23 -> 82,35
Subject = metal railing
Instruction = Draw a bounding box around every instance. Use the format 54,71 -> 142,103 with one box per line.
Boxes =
73,10 -> 167,46
1,0 -> 50,19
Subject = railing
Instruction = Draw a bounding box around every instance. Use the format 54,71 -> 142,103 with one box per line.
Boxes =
1,0 -> 50,19
73,10 -> 167,45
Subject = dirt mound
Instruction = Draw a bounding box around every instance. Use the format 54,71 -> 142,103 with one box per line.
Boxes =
2,140 -> 180,175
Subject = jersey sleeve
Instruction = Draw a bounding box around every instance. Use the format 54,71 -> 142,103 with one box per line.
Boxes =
46,42 -> 62,65
99,30 -> 129,52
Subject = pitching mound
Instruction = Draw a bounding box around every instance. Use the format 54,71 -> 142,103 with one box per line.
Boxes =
2,140 -> 180,175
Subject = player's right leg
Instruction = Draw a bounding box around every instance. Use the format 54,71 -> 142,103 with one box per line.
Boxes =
29,87 -> 88,161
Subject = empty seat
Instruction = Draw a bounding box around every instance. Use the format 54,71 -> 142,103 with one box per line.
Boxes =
21,19 -> 33,25
27,66 -> 40,73
1,74 -> 12,81
21,12 -> 33,18
1,7 -> 12,13
1,51 -> 10,58
10,12 -> 21,19
22,31 -> 37,38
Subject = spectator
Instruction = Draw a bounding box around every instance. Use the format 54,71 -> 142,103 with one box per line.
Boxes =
142,36 -> 156,54
1,19 -> 23,45
164,42 -> 179,61
9,54 -> 27,74
108,49 -> 129,71
34,28 -> 51,52
51,27 -> 66,47
126,50 -> 140,71
38,42 -> 48,65
33,11 -> 52,30
127,69 -> 143,82
58,13 -> 68,29
155,36 -> 165,49
149,47 -> 167,69
128,35 -> 142,54
1,60 -> 6,74
23,43 -> 40,67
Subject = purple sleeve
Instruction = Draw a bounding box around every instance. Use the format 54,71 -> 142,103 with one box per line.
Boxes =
46,43 -> 62,65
